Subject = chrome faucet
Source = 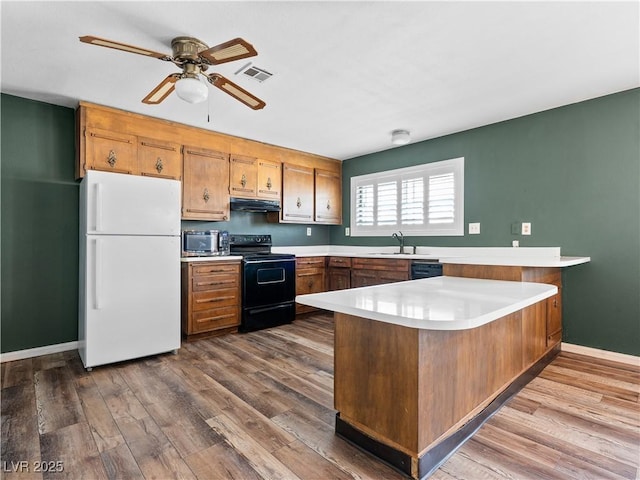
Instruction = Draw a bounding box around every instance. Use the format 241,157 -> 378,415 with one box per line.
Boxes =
392,231 -> 405,254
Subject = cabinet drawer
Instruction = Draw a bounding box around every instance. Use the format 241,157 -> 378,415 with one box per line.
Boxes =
192,274 -> 238,292
192,263 -> 240,276
328,257 -> 351,268
192,306 -> 239,333
192,288 -> 239,311
352,257 -> 410,272
296,257 -> 326,268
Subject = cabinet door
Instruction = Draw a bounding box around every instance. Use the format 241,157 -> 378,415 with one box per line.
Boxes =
328,268 -> 351,291
138,137 -> 182,180
85,128 -> 137,175
546,290 -> 562,346
257,160 -> 281,200
315,168 -> 342,224
296,268 -> 326,314
182,146 -> 230,221
281,163 -> 314,223
230,154 -> 257,198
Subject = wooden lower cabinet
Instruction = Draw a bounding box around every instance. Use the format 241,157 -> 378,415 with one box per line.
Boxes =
443,264 -> 563,349
295,256 -> 326,314
181,260 -> 241,338
327,257 -> 352,291
350,257 -> 410,287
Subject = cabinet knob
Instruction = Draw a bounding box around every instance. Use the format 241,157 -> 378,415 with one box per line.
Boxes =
266,177 -> 272,190
107,150 -> 117,167
326,200 -> 331,210
241,174 -> 247,188
155,157 -> 164,173
296,197 -> 302,208
553,298 -> 558,308
203,188 -> 210,203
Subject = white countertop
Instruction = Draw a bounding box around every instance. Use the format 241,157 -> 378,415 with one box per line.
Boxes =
272,245 -> 590,268
295,276 -> 557,331
180,255 -> 243,263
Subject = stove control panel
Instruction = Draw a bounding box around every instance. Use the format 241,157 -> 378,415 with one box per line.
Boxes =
229,234 -> 272,247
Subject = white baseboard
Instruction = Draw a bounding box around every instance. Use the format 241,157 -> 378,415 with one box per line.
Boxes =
0,341 -> 78,363
561,342 -> 640,366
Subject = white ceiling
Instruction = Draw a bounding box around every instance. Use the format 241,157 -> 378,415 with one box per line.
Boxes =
1,1 -> 638,160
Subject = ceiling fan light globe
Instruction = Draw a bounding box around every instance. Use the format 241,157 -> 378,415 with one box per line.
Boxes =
175,77 -> 208,104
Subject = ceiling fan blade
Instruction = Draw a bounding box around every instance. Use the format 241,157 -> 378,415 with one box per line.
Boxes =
199,37 -> 257,65
80,35 -> 170,60
207,74 -> 266,110
142,74 -> 180,104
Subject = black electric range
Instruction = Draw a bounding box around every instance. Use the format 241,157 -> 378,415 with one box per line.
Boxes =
229,234 -> 296,332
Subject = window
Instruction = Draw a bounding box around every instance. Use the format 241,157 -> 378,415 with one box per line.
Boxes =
350,157 -> 464,237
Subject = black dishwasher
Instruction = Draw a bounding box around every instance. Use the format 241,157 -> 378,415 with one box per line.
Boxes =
410,261 -> 443,279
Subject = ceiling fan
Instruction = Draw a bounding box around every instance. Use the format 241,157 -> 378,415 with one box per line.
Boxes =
80,35 -> 266,109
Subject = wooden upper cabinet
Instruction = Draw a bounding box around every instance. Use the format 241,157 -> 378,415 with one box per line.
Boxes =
281,163 -> 314,223
84,128 -> 137,175
230,154 -> 258,198
182,146 -> 230,221
257,159 -> 281,200
230,155 -> 281,201
315,168 -> 342,224
138,137 -> 182,180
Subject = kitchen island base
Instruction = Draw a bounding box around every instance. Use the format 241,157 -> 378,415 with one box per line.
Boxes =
333,304 -> 559,479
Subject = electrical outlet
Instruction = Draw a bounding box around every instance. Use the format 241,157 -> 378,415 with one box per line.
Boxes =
468,222 -> 480,234
345,227 -> 350,236
306,227 -> 312,236
512,240 -> 520,247
522,222 -> 531,235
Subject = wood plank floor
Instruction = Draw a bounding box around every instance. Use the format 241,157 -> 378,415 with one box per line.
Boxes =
2,313 -> 638,480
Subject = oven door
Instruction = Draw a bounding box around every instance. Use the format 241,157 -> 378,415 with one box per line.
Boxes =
242,258 -> 296,308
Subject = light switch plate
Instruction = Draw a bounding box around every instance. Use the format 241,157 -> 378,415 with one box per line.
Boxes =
468,222 -> 480,234
522,222 -> 531,235
345,227 -> 350,236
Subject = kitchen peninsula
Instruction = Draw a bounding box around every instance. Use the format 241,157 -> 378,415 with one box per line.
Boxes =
295,275 -> 562,479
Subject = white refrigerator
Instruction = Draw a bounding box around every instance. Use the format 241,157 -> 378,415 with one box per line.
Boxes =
79,170 -> 181,369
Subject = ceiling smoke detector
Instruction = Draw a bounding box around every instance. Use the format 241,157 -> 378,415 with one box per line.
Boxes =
235,62 -> 273,82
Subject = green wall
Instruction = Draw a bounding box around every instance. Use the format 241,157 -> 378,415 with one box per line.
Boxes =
332,88 -> 640,356
0,94 -> 329,354
2,91 -> 638,356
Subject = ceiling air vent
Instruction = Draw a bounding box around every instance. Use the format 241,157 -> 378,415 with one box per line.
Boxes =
235,62 -> 273,82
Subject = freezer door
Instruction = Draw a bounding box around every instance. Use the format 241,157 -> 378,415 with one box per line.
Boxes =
79,235 -> 180,368
81,170 -> 180,236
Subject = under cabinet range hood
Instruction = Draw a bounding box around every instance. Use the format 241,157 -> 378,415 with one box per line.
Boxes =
230,197 -> 281,212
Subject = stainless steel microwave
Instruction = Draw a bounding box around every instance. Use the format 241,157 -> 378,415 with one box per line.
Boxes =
181,230 -> 229,257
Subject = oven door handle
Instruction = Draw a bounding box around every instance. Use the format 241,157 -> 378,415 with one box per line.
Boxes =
247,303 -> 294,315
243,258 -> 296,264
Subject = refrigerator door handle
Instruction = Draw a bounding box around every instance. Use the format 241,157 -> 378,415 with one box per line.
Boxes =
94,239 -> 102,310
95,182 -> 103,232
